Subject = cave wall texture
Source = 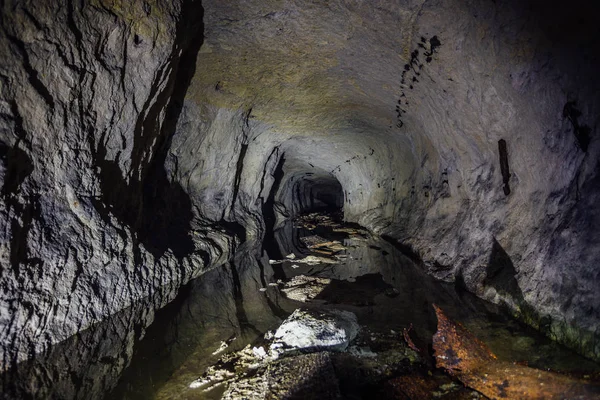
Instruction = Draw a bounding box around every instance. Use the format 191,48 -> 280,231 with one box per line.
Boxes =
0,0 -> 239,367
1,0 -> 600,368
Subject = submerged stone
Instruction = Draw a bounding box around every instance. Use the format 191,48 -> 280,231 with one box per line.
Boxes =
223,352 -> 341,400
280,275 -> 332,302
269,308 -> 359,358
432,305 -> 600,399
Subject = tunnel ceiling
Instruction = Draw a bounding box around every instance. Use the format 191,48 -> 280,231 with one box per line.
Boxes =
170,0 -> 600,361
1,0 -> 600,366
193,0 -> 405,134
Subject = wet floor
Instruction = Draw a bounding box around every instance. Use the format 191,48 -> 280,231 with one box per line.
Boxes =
3,212 -> 600,399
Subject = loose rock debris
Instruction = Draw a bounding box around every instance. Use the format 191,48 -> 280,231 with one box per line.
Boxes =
189,308 -> 359,398
269,308 -> 359,358
269,254 -> 339,265
268,211 -> 368,266
189,312 -> 430,399
280,275 -> 331,302
295,212 -> 368,239
194,212 -> 600,399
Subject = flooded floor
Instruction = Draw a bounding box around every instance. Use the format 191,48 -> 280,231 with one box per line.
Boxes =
3,212 -> 600,399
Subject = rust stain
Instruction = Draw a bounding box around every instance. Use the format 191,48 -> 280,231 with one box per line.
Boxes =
402,323 -> 421,353
432,304 -> 600,400
385,373 -> 438,399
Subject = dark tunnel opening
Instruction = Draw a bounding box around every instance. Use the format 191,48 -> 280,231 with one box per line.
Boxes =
262,156 -> 346,267
292,174 -> 344,215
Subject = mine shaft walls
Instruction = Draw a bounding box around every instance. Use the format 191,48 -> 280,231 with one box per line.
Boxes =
0,0 -> 231,368
1,0 -> 600,371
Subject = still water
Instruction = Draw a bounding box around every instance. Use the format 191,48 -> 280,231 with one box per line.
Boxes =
3,215 -> 599,399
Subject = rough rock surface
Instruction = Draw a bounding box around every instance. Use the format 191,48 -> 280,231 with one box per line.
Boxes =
0,0 -> 237,367
176,0 -> 600,359
222,352 -> 342,400
1,0 -> 600,370
270,308 -> 359,357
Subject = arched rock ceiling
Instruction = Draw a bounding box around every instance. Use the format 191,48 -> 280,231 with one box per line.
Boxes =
169,0 -> 600,359
1,0 -> 599,367
194,0 -> 410,135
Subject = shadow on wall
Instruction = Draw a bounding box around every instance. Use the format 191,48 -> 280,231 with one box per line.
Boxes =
91,0 -> 204,261
483,239 -> 522,301
0,142 -> 39,274
262,154 -> 286,259
483,239 -> 553,334
0,141 -> 33,197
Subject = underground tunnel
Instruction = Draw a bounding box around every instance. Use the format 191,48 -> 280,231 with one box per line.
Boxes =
1,0 -> 600,398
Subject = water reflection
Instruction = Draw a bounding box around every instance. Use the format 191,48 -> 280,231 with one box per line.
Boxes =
0,280 -> 183,400
3,218 -> 599,399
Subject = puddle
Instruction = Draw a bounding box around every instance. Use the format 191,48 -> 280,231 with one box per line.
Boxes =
3,212 -> 599,399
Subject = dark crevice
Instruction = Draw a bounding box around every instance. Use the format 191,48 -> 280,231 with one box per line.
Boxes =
71,257 -> 84,292
218,220 -> 247,244
0,139 -> 38,276
258,146 -> 280,202
6,35 -> 55,110
89,0 -> 204,260
0,141 -> 33,198
262,154 -> 286,260
22,8 -> 43,31
66,0 -> 84,44
8,196 -> 40,275
8,101 -> 29,145
563,101 -> 591,152
229,143 -> 248,215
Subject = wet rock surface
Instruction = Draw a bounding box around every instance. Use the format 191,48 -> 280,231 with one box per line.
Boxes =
1,0 -> 600,394
432,305 -> 600,400
180,0 -> 600,361
0,0 -> 237,368
269,308 -> 359,357
86,214 -> 600,398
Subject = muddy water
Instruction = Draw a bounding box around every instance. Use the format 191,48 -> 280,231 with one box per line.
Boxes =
3,216 -> 599,399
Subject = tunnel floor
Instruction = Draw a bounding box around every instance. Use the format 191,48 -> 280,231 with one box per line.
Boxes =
5,212 -> 600,399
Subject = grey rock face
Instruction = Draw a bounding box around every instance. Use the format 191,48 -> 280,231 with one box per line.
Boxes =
1,0 -> 599,371
269,308 -> 359,357
0,0 -> 239,367
178,0 -> 600,360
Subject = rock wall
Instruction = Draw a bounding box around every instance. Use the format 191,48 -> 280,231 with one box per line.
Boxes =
1,0 -> 599,368
382,0 -> 600,359
0,0 -> 238,367
178,0 -> 600,359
